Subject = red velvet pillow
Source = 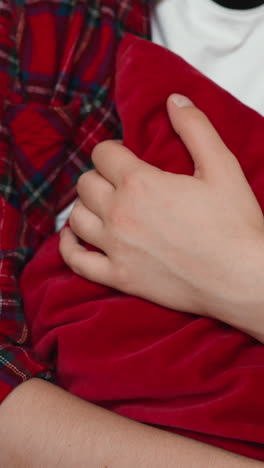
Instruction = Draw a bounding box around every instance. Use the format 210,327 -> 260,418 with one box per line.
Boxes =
21,35 -> 264,460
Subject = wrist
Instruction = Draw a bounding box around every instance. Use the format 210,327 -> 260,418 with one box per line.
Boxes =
200,234 -> 264,342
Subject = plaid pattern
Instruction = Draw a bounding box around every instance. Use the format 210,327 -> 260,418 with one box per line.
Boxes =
0,0 -> 151,401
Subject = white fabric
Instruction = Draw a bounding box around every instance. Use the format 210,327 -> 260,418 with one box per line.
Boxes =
56,0 -> 264,230
151,0 -> 264,115
56,201 -> 75,230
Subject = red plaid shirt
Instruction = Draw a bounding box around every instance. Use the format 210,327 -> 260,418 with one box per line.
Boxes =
0,0 -> 151,402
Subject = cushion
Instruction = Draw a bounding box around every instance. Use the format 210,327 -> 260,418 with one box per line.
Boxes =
21,34 -> 264,460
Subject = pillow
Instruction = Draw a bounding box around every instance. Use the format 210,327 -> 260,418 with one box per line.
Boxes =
21,34 -> 264,460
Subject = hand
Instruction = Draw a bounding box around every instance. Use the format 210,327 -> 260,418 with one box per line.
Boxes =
60,94 -> 264,341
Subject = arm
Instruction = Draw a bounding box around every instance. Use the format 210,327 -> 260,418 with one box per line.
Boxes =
60,93 -> 264,343
0,378 -> 262,468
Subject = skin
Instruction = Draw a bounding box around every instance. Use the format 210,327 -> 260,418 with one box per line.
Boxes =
60,94 -> 264,343
0,378 -> 263,467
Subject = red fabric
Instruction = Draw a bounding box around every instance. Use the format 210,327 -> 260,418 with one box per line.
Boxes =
21,35 -> 264,460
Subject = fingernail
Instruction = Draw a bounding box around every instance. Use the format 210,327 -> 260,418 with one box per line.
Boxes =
170,94 -> 194,108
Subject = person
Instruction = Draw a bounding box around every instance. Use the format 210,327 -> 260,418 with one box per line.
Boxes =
1,0 -> 264,466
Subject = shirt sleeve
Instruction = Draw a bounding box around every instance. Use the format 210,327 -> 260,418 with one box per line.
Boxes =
0,0 -> 136,400
0,195 -> 53,402
0,3 -> 53,402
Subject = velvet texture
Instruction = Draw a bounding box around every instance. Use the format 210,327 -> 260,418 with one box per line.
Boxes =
21,35 -> 264,460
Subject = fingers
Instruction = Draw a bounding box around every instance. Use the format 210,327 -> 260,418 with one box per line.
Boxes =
69,199 -> 105,250
91,140 -> 145,187
166,94 -> 235,180
59,227 -> 112,285
77,169 -> 114,218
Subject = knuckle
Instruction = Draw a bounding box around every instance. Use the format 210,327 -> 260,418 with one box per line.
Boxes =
58,228 -> 87,277
113,263 -> 130,291
77,171 -> 90,192
67,251 -> 83,276
122,169 -> 143,191
91,140 -> 114,164
68,212 -> 77,232
185,107 -> 207,126
71,263 -> 83,277
108,205 -> 124,227
108,204 -> 136,232
68,203 -> 80,231
106,198 -> 140,240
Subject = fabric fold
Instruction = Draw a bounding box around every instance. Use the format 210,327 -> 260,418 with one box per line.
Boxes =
21,35 -> 264,460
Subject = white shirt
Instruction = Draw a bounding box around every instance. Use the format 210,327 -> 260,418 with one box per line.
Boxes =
151,0 -> 264,115
56,0 -> 264,230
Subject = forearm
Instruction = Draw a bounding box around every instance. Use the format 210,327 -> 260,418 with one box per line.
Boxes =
200,235 -> 264,343
0,379 -> 262,468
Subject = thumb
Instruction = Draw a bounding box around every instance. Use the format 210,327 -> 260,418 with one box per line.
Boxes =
166,94 -> 233,179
